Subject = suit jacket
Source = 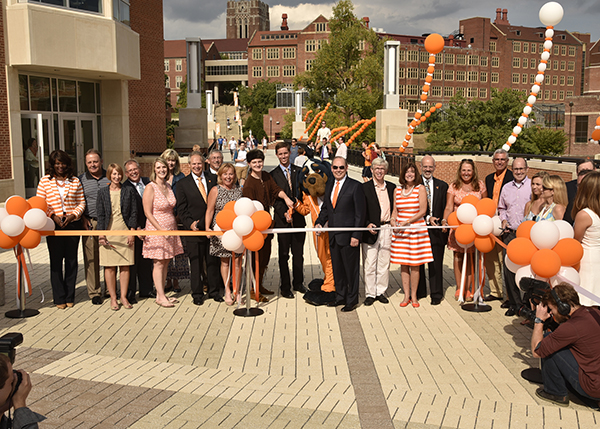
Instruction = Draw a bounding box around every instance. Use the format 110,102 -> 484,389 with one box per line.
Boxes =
485,169 -> 514,200
426,176 -> 449,247
122,177 -> 150,228
362,180 -> 395,245
564,179 -> 577,225
96,185 -> 138,231
176,172 -> 217,242
316,176 -> 366,246
270,164 -> 306,228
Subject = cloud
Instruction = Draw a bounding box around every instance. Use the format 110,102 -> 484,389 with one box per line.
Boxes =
270,3 -> 335,31
164,12 -> 227,40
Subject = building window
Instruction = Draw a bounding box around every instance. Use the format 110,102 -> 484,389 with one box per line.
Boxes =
512,57 -> 520,68
480,56 -> 488,67
164,60 -> 169,72
357,40 -> 365,51
252,66 -> 263,78
113,0 -> 130,25
552,90 -> 557,100
530,74 -> 536,84
267,66 -> 279,77
252,49 -> 262,60
266,48 -> 279,59
456,54 -> 466,65
467,87 -> 477,98
491,72 -> 499,83
444,70 -> 454,81
489,41 -> 496,52
575,116 -> 589,143
531,58 -> 537,69
398,68 -> 405,79
567,76 -> 574,86
433,69 -> 442,80
531,43 -> 536,54
420,51 -> 429,63
468,55 -> 479,66
165,77 -> 170,88
559,91 -> 564,100
553,60 -> 559,70
521,73 -> 526,83
398,85 -> 405,96
480,72 -> 488,82
408,50 -> 418,62
479,88 -> 488,99
315,22 -> 327,32
431,86 -> 442,97
468,71 -> 478,81
176,59 -> 182,72
539,43 -> 544,53
32,0 -> 102,13
398,50 -> 405,61
553,45 -> 559,55
407,85 -> 419,96
567,61 -> 575,71
407,68 -> 418,79
305,59 -> 314,71
419,69 -> 427,79
512,73 -> 520,84
282,47 -> 296,59
552,75 -> 558,85
560,75 -> 565,86
566,90 -> 573,97
491,57 -> 499,67
560,45 -> 567,56
513,41 -> 521,52
559,61 -> 566,71
283,65 -> 296,77
544,90 -> 550,100
176,76 -> 182,89
456,71 -> 466,81
305,40 -> 316,52
444,86 -> 454,97
523,42 -> 529,53
569,46 -> 576,56
444,53 -> 454,64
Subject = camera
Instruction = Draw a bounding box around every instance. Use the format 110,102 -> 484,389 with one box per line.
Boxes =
518,278 -> 559,330
0,333 -> 23,365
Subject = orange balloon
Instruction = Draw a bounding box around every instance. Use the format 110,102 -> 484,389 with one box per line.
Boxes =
243,229 -> 265,252
455,224 -> 476,245
436,103 -> 442,109
402,142 -> 409,147
429,55 -> 436,63
28,196 -> 48,212
215,209 -> 236,230
420,94 -> 428,101
476,198 -> 496,217
530,249 -> 561,279
516,220 -> 536,239
6,196 -> 30,217
0,231 -> 19,249
474,235 -> 495,253
20,229 -> 41,249
424,33 -> 445,54
251,210 -> 272,231
224,201 -> 236,212
427,66 -> 435,74
414,112 -> 422,119
507,237 -> 538,266
425,76 -> 433,83
420,115 -> 427,122
552,238 -> 584,267
425,112 -> 431,118
596,117 -> 600,126
592,129 -> 600,141
447,211 -> 461,227
422,85 -> 430,93
461,195 -> 480,207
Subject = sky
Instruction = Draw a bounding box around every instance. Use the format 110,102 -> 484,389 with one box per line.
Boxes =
163,0 -> 600,43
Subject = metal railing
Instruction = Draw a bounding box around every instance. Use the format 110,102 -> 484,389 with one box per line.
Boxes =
347,149 -> 415,178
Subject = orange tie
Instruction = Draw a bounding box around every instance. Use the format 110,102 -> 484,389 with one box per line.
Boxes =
197,177 -> 207,202
332,181 -> 340,208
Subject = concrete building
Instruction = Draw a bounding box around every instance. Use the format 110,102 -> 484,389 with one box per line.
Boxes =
5,0 -> 164,199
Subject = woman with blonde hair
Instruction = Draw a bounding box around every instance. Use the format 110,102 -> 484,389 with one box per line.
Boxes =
537,175 -> 567,221
523,171 -> 549,221
572,171 -> 600,306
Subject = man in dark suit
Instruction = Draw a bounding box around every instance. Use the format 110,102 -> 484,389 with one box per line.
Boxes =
483,149 -> 514,303
564,159 -> 595,225
270,142 -> 307,299
123,160 -> 154,303
316,157 -> 366,312
176,151 -> 219,305
417,155 -> 449,305
362,157 -> 395,306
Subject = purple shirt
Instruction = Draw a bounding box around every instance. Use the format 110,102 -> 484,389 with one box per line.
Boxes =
498,177 -> 531,230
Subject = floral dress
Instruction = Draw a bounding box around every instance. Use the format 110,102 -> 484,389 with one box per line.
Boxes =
142,182 -> 184,260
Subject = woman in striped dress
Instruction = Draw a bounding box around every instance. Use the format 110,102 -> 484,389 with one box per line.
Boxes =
391,162 -> 433,308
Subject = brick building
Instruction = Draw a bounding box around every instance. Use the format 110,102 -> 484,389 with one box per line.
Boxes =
226,0 -> 270,40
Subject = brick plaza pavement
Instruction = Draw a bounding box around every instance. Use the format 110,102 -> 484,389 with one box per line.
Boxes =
0,150 -> 598,428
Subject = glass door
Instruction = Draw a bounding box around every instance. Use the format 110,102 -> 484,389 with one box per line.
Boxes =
21,114 -> 53,198
60,116 -> 97,176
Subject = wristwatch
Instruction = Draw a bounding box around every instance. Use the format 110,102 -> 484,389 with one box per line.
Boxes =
534,317 -> 544,324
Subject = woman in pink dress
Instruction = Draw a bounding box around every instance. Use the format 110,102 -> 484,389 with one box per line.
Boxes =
390,162 -> 433,308
442,159 -> 487,300
143,157 -> 184,307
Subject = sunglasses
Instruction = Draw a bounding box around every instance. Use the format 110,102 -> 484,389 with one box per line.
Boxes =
331,165 -> 346,170
542,186 -> 553,191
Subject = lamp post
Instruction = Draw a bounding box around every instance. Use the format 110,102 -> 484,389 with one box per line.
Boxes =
269,116 -> 273,143
568,102 -> 573,155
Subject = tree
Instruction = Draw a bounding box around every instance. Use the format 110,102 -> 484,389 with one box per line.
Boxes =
294,0 -> 384,128
238,79 -> 280,139
516,127 -> 567,155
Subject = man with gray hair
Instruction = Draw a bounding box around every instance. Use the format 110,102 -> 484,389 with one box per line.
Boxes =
484,148 -> 514,303
361,157 -> 395,305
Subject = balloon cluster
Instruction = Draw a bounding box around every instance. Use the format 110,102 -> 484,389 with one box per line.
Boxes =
506,219 -> 583,286
591,117 -> 600,144
303,110 -> 313,122
0,196 -> 55,250
400,33 -> 445,153
502,2 -> 564,152
330,119 -> 367,142
347,117 -> 376,145
215,197 -> 272,253
449,196 -> 502,253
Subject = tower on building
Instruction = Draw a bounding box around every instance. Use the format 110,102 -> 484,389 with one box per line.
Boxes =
226,0 -> 270,39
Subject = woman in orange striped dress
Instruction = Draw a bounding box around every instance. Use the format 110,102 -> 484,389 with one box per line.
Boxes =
391,162 -> 433,308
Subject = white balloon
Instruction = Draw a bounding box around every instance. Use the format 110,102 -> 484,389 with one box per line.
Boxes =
530,220 -> 560,249
537,63 -> 547,73
232,215 -> 254,237
234,243 -> 246,254
528,95 -> 538,104
491,215 -> 503,236
543,40 -> 553,51
41,217 -> 55,231
234,197 -> 256,216
541,51 -> 550,61
545,28 -> 554,38
539,2 -> 564,26
551,266 -> 580,287
508,135 -> 517,144
553,220 -> 574,240
23,208 -> 47,230
0,208 -> 8,227
518,116 -> 527,125
1,215 -> 25,237
456,203 -> 477,224
523,106 -> 532,115
253,201 -> 264,212
221,229 -> 243,251
535,74 -> 545,84
472,215 -> 493,236
513,126 -> 522,135
505,254 -> 523,274
515,265 -> 535,287
502,144 -> 511,151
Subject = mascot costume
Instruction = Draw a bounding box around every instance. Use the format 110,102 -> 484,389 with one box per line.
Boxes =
295,160 -> 336,305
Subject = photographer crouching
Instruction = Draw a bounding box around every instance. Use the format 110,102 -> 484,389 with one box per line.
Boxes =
531,283 -> 600,407
0,334 -> 44,428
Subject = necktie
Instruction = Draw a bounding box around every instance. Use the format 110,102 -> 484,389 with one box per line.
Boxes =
425,178 -> 432,215
332,181 -> 340,208
137,182 -> 144,197
197,177 -> 207,202
285,167 -> 292,191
